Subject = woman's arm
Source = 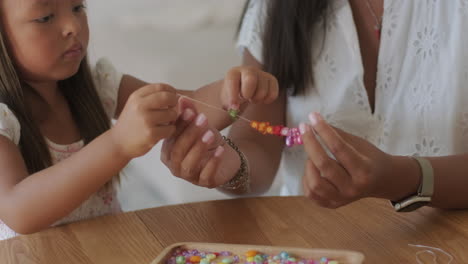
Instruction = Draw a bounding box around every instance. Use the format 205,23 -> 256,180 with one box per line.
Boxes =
299,113 -> 468,209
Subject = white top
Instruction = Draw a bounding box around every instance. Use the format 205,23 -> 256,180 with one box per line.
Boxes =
0,58 -> 123,240
237,0 -> 468,195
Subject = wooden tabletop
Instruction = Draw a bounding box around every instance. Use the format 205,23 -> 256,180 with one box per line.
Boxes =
1,196 -> 467,264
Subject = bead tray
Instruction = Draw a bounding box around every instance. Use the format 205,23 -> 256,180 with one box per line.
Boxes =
150,242 -> 365,264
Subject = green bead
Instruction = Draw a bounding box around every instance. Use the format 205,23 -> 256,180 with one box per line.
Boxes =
287,258 -> 296,262
200,259 -> 210,264
176,256 -> 186,264
253,255 -> 264,263
228,109 -> 239,121
222,258 -> 233,264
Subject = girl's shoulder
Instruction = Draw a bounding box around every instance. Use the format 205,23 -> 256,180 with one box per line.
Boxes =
0,103 -> 21,145
91,58 -> 124,119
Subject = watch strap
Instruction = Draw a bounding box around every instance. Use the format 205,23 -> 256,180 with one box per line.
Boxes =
412,156 -> 434,197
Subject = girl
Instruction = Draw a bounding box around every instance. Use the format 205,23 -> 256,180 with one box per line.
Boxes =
163,0 -> 468,210
0,0 -> 277,240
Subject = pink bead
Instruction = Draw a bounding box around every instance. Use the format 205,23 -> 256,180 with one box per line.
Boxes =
296,136 -> 303,145
285,136 -> 294,147
281,127 -> 290,136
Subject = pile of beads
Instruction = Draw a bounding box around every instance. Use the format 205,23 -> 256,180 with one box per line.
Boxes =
228,109 -> 303,147
167,248 -> 340,264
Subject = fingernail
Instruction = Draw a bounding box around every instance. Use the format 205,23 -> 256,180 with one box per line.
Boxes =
195,113 -> 207,127
309,112 -> 320,126
299,123 -> 310,135
230,103 -> 239,110
214,146 -> 225,157
202,130 -> 214,143
182,108 -> 195,121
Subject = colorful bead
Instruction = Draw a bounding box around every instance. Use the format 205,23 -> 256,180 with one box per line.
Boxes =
285,136 -> 294,147
266,126 -> 274,134
222,258 -> 233,264
250,121 -> 259,129
190,256 -> 202,263
319,257 -> 328,264
228,109 -> 240,121
206,254 -> 216,260
279,252 -> 289,259
201,259 -> 210,264
258,122 -> 269,134
245,250 -> 258,257
177,256 -> 186,264
253,255 -> 264,263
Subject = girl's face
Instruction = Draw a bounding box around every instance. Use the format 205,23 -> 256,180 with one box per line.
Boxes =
0,0 -> 89,83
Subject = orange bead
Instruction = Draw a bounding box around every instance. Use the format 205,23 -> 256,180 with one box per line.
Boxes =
245,250 -> 258,257
190,256 -> 202,263
250,121 -> 259,129
266,126 -> 274,134
258,122 -> 269,133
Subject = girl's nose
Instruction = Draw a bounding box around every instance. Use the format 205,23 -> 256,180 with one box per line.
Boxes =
62,16 -> 82,38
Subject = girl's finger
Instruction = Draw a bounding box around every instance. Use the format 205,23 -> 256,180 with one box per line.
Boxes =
240,68 -> 258,100
225,69 -> 242,109
251,74 -> 269,103
265,76 -> 279,104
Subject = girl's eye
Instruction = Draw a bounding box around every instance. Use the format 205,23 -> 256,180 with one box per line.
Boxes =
35,14 -> 54,23
73,4 -> 86,13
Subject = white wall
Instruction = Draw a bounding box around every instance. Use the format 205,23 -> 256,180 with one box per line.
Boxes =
86,0 -> 255,211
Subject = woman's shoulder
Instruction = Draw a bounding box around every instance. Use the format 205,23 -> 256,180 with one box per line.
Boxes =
0,103 -> 21,145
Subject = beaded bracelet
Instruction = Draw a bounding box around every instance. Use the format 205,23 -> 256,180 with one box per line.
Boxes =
219,136 -> 251,193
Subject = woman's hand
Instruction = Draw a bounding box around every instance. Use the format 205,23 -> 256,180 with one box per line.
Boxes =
161,97 -> 240,188
221,66 -> 279,110
300,113 -> 420,208
111,84 -> 178,159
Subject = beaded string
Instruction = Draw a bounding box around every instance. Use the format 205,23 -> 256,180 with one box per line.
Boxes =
178,94 -> 302,147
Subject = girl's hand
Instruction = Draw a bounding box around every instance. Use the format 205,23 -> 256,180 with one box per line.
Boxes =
300,113 -> 412,209
111,84 -> 178,159
161,98 -> 239,188
221,66 -> 279,110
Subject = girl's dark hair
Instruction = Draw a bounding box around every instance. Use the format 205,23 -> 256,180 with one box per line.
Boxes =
0,20 -> 112,178
239,0 -> 329,95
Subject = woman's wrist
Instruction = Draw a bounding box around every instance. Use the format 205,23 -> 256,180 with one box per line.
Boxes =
218,136 -> 251,193
378,155 -> 422,201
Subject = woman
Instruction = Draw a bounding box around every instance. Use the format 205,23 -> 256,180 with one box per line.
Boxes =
162,0 -> 468,210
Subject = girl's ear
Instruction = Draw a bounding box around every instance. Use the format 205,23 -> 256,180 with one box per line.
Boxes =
177,96 -> 198,116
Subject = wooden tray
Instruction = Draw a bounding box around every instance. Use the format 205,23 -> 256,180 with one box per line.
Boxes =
151,242 -> 365,264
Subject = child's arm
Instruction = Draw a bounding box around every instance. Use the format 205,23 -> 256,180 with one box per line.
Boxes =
0,84 -> 177,235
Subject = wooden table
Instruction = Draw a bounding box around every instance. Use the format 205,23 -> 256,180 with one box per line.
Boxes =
1,196 -> 467,263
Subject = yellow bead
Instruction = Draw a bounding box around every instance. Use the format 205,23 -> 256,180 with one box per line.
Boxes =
247,257 -> 254,262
